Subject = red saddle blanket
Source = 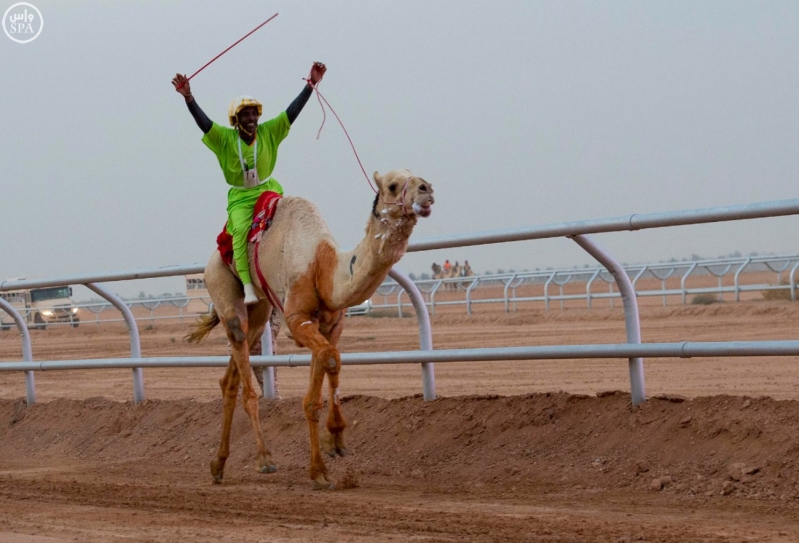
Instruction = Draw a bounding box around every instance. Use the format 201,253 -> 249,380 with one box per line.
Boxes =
216,191 -> 283,267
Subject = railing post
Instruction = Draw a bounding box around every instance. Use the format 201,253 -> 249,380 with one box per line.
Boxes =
86,283 -> 145,404
465,277 -> 480,316
261,321 -> 277,400
680,263 -> 697,305
543,272 -> 556,311
429,281 -> 441,316
0,297 -> 35,405
791,261 -> 799,302
503,274 -> 516,313
571,235 -> 646,406
396,289 -> 404,318
389,267 -> 435,401
586,269 -> 601,309
733,258 -> 751,303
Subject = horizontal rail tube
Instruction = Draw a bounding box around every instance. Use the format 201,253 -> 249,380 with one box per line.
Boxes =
4,202 -> 799,293
0,264 -> 205,292
407,199 -> 799,252
4,340 -> 799,371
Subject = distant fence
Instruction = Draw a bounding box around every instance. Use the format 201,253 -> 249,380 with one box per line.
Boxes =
3,198 -> 799,408
374,254 -> 799,316
4,254 -> 796,329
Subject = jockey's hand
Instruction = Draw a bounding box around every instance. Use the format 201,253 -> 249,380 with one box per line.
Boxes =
172,74 -> 192,97
308,62 -> 326,85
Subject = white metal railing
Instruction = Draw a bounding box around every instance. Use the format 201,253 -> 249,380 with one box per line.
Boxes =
2,198 -> 799,408
373,254 -> 799,316
4,253 -> 793,330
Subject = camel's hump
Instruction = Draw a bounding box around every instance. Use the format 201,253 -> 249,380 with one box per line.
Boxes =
274,196 -> 335,239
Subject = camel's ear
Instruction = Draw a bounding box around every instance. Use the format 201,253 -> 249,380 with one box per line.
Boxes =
373,171 -> 383,189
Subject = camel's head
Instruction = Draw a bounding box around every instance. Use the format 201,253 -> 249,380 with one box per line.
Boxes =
372,169 -> 435,221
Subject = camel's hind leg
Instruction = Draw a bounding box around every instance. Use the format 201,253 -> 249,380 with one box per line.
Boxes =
214,303 -> 276,482
285,310 -> 345,490
210,358 -> 240,483
239,302 -> 277,475
204,251 -> 276,482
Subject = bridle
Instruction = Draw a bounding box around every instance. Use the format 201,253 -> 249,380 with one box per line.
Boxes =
381,176 -> 413,220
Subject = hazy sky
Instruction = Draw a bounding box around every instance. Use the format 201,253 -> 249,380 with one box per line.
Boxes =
2,1 -> 798,299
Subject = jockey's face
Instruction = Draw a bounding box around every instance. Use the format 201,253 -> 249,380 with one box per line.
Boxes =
237,106 -> 260,135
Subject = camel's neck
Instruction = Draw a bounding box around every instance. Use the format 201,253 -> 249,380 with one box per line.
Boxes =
327,211 -> 417,309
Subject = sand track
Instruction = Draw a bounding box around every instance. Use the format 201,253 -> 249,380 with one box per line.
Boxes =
1,301 -> 799,541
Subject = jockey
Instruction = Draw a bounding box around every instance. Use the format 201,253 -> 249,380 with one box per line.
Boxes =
172,62 -> 327,304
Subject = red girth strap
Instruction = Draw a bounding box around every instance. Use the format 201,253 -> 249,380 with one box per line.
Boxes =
254,237 -> 284,314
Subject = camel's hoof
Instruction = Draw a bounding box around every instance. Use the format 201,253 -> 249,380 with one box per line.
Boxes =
312,474 -> 336,491
321,432 -> 335,457
210,459 -> 225,484
321,431 -> 347,457
257,464 -> 278,474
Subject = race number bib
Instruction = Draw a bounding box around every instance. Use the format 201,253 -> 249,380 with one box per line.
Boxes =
243,169 -> 259,188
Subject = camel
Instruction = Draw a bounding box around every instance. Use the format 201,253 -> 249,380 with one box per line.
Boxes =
186,169 -> 434,489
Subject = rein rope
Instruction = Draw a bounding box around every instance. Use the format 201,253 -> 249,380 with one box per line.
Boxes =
304,77 -> 378,194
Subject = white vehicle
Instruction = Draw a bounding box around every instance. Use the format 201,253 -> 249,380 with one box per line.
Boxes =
0,286 -> 80,331
347,299 -> 372,316
185,273 -> 212,315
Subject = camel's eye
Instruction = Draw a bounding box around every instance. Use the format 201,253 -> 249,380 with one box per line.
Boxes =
388,183 -> 398,193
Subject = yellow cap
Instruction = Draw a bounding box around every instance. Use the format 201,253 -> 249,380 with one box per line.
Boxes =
228,96 -> 262,127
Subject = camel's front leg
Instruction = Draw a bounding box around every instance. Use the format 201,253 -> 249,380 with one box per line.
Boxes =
286,312 -> 341,490
225,312 -> 277,476
210,358 -> 239,483
320,311 -> 347,458
321,359 -> 347,458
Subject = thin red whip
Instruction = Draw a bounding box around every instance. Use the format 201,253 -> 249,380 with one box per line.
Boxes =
178,13 -> 279,88
304,78 -> 378,193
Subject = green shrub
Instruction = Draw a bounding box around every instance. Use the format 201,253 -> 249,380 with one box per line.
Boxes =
691,294 -> 720,305
365,309 -> 412,318
761,280 -> 795,301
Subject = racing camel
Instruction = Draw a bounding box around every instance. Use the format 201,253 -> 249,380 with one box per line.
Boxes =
187,169 -> 435,489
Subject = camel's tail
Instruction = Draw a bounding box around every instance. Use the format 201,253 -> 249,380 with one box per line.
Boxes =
184,309 -> 221,344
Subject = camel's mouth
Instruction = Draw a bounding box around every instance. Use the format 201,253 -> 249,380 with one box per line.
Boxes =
413,202 -> 432,218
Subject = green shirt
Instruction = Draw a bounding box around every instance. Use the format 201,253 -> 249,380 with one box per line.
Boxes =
202,111 -> 290,199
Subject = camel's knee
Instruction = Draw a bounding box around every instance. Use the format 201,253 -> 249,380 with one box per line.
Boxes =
225,316 -> 247,344
219,372 -> 238,396
321,350 -> 341,376
302,396 -> 322,422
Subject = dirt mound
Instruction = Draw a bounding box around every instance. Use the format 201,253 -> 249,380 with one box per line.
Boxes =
4,301 -> 799,540
2,392 -> 798,502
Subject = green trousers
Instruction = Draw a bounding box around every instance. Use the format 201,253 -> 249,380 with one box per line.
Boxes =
227,190 -> 262,285
226,182 -> 281,285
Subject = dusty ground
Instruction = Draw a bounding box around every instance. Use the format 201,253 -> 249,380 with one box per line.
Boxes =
1,300 -> 799,542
